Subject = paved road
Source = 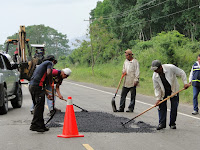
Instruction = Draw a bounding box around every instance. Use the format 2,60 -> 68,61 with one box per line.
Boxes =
0,80 -> 200,150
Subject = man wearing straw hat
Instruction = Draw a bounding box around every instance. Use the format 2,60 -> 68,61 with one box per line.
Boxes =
118,49 -> 140,113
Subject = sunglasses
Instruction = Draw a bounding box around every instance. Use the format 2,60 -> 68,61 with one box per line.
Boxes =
125,53 -> 132,56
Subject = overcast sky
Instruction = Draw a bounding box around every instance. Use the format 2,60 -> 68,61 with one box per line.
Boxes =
0,0 -> 102,45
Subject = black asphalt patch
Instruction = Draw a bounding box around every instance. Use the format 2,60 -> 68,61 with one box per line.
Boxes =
45,111 -> 156,133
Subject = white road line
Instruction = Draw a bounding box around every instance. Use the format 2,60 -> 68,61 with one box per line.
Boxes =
66,81 -> 200,121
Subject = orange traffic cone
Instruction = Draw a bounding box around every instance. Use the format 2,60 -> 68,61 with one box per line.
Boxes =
57,96 -> 84,138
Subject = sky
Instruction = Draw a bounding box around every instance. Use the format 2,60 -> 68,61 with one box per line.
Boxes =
0,0 -> 102,45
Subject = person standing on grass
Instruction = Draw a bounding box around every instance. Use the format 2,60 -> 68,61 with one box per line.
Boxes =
151,60 -> 190,130
189,54 -> 200,115
118,49 -> 140,112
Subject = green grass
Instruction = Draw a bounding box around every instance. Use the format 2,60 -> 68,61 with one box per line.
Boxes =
56,61 -> 193,105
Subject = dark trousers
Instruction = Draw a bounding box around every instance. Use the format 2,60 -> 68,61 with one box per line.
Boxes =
119,86 -> 136,111
158,93 -> 179,126
193,86 -> 200,112
29,85 -> 45,129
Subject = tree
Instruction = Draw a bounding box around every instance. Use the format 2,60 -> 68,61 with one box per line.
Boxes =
89,18 -> 121,74
6,25 -> 70,59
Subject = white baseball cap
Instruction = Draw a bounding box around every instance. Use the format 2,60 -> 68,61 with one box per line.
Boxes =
62,68 -> 72,76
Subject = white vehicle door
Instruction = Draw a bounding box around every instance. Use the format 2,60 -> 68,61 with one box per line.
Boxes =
1,55 -> 15,95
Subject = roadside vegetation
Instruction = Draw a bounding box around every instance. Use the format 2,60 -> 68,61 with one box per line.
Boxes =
56,0 -> 200,104
0,0 -> 198,104
56,30 -> 200,104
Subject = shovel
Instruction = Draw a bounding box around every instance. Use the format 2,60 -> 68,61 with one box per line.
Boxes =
111,73 -> 126,112
46,89 -> 88,112
45,82 -> 56,125
121,88 -> 185,127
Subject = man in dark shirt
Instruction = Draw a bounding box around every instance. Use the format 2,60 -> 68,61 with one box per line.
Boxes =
29,55 -> 57,132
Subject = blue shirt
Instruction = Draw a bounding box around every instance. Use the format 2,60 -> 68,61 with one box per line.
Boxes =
29,61 -> 53,87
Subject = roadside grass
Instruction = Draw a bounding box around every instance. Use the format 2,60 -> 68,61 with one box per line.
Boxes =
56,61 -> 193,105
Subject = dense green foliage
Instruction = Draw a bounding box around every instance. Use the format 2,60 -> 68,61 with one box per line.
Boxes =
65,30 -> 199,74
91,0 -> 200,48
65,0 -> 200,70
58,30 -> 199,104
0,1 -> 199,103
134,30 -> 200,74
60,1 -> 200,104
4,25 -> 70,58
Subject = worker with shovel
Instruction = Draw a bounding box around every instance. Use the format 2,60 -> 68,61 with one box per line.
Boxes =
29,55 -> 57,132
46,68 -> 72,116
118,49 -> 140,112
151,60 -> 190,130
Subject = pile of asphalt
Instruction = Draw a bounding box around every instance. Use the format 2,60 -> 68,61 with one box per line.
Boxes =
45,111 -> 156,133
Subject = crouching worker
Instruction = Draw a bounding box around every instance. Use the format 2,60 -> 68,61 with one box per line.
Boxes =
29,55 -> 57,132
151,60 -> 190,130
46,68 -> 72,116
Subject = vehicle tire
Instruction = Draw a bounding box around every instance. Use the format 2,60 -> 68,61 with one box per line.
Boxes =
0,87 -> 8,115
11,84 -> 23,108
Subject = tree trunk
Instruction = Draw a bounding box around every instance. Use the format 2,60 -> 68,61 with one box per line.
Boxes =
150,25 -> 152,40
89,20 -> 95,76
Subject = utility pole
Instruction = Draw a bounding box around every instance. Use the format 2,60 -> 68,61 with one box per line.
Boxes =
84,18 -> 94,76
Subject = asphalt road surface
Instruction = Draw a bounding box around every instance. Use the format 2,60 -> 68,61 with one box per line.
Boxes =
1,80 -> 200,150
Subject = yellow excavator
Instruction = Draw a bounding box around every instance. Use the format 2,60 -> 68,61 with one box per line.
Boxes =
5,26 -> 44,80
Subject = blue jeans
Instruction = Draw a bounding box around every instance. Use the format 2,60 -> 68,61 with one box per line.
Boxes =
158,94 -> 179,126
46,85 -> 56,111
193,86 -> 200,112
30,85 -> 56,111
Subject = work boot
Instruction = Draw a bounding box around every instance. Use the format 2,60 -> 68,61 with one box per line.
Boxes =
192,111 -> 199,115
43,127 -> 49,131
118,109 -> 124,112
156,124 -> 166,130
170,125 -> 176,129
126,109 -> 134,113
30,127 -> 45,132
30,110 -> 34,115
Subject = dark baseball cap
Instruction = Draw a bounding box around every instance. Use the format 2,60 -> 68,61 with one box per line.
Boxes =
43,55 -> 57,62
151,60 -> 161,71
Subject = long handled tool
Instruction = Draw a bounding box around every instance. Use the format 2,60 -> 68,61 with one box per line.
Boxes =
45,82 -> 56,125
111,73 -> 126,112
121,88 -> 185,127
46,89 -> 88,112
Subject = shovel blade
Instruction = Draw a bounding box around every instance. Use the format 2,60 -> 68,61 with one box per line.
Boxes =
111,97 -> 118,112
45,109 -> 56,125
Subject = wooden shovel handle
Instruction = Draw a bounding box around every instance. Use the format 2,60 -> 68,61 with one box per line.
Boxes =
121,88 -> 186,126
115,73 -> 126,94
46,89 -> 67,102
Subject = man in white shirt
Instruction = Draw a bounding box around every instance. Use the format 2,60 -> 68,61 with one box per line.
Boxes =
118,49 -> 139,112
151,60 -> 190,130
189,54 -> 200,115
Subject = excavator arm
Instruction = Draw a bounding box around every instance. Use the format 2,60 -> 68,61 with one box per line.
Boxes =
5,26 -> 38,81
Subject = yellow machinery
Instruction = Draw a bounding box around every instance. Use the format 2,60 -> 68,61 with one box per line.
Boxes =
5,26 -> 41,81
